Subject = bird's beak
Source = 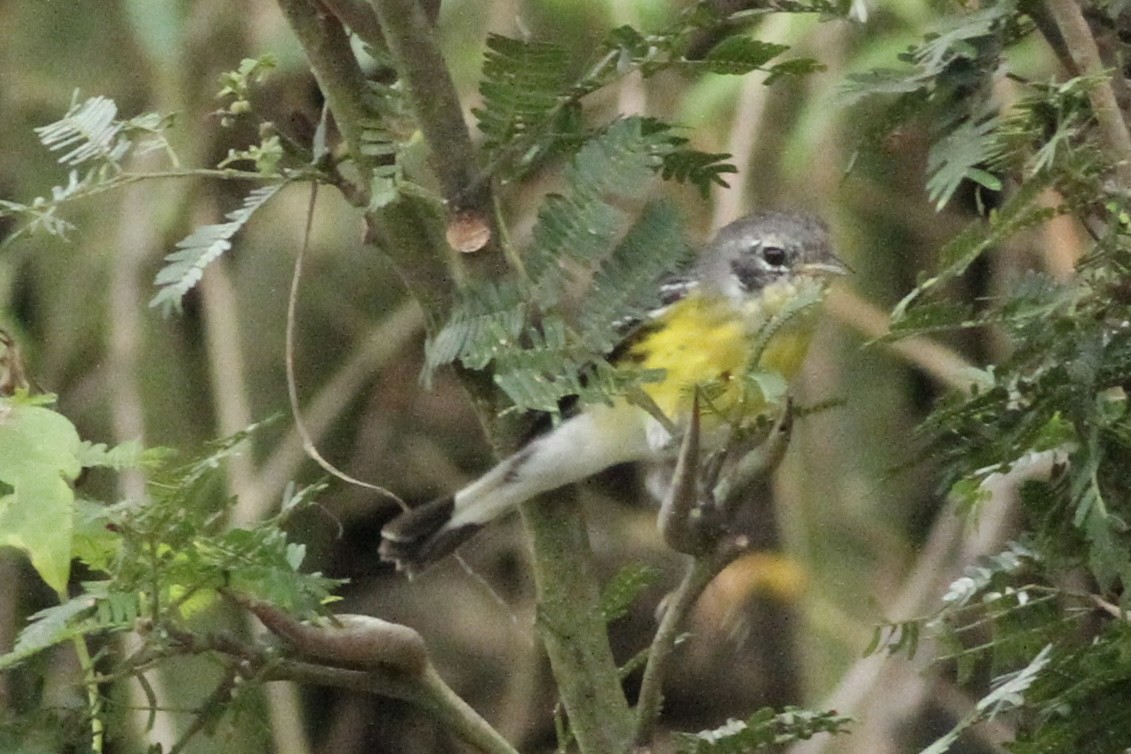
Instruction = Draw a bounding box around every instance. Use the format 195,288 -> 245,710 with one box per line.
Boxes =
799,258 -> 852,277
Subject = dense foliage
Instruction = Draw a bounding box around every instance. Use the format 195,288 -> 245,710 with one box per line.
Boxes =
3,0 -> 1131,752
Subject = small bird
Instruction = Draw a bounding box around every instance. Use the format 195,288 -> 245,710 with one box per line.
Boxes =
380,210 -> 847,573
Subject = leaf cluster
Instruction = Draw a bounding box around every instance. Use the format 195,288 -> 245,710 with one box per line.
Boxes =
474,2 -> 830,191
910,251 -> 1131,590
842,0 -> 1037,209
850,2 -> 1131,750
425,119 -> 695,416
0,413 -> 340,676
672,706 -> 852,752
429,4 -> 837,419
882,214 -> 1131,752
150,183 -> 285,314
0,92 -> 177,241
216,55 -> 279,126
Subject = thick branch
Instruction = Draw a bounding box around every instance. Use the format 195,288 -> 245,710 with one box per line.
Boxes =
259,661 -> 518,754
370,0 -> 486,212
181,606 -> 520,754
276,0 -> 376,183
320,0 -> 384,48
521,495 -> 635,754
365,193 -> 455,333
1046,0 -> 1131,188
279,6 -> 630,753
321,0 -> 442,52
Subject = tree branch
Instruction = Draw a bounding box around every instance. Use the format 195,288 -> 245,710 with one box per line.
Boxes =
259,660 -> 519,754
277,7 -> 634,754
198,600 -> 522,754
1046,0 -> 1131,189
521,494 -> 635,754
319,0 -> 384,48
636,400 -> 794,746
824,287 -> 976,393
276,0 -> 377,184
320,0 -> 442,58
370,0 -> 486,213
633,553 -> 731,746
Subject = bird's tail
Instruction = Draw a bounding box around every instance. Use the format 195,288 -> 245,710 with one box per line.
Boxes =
378,496 -> 483,575
379,408 -> 649,573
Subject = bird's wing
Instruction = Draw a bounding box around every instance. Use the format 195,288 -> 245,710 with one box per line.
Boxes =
607,273 -> 700,363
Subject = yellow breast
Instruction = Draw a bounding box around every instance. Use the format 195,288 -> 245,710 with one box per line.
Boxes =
624,279 -> 822,426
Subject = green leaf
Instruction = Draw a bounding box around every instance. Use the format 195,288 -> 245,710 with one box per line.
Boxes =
926,116 -> 1003,210
76,439 -> 147,470
0,402 -> 82,592
764,57 -> 826,84
0,595 -> 94,671
701,37 -> 790,75
659,147 -> 737,198
216,56 -> 278,105
72,499 -> 120,573
749,279 -> 826,368
424,279 -> 527,375
526,118 -> 675,297
0,583 -> 141,672
839,69 -> 926,105
498,202 -> 691,414
150,183 -> 283,313
674,706 -> 852,752
599,564 -> 659,623
34,94 -> 128,167
920,645 -> 1052,754
474,34 -> 573,151
579,201 -> 693,353
912,4 -> 1013,76
892,172 -> 1059,321
33,92 -> 174,170
744,370 -> 789,407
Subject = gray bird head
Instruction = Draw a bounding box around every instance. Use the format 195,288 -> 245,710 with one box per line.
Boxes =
697,211 -> 847,301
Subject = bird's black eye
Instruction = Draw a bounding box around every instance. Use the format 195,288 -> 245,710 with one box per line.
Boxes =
762,245 -> 788,267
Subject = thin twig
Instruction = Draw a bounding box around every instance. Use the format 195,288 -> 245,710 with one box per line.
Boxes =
786,483 -> 1020,754
0,168 -> 276,232
285,180 -> 406,507
165,670 -> 240,754
657,394 -> 706,554
240,299 -> 423,523
636,402 -> 791,746
68,622 -> 105,753
633,555 -> 724,746
1091,594 -> 1130,621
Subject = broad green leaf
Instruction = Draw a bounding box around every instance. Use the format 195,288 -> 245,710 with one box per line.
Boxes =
0,403 -> 82,591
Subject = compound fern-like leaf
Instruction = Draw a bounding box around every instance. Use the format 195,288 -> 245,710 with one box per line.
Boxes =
150,183 -> 283,313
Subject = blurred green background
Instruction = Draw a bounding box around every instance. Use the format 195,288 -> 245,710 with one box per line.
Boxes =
0,1 -> 1073,752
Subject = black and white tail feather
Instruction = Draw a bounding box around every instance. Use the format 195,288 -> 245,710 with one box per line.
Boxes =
379,401 -> 663,573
